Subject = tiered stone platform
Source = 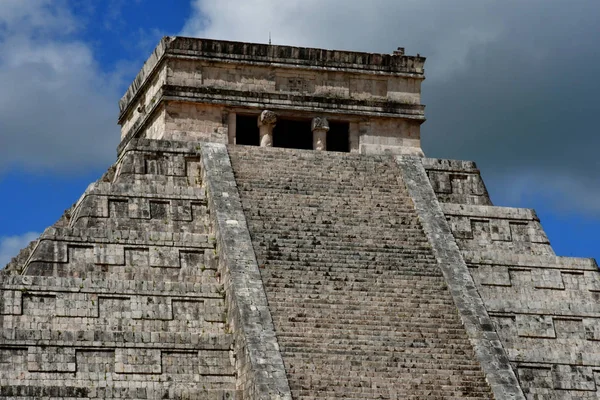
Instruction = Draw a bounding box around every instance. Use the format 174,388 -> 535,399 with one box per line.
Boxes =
0,140 -> 237,399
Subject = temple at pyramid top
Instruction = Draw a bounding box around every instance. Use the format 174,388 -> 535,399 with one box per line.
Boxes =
117,36 -> 426,156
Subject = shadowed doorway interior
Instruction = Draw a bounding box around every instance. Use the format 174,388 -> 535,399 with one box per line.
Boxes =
236,114 -> 260,146
273,119 -> 312,150
327,121 -> 350,152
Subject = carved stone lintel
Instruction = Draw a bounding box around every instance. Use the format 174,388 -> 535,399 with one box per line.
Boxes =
312,117 -> 329,151
258,110 -> 277,147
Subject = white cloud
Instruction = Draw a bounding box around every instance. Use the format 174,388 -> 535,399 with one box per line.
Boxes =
0,0 -> 121,173
0,0 -> 77,34
0,232 -> 39,268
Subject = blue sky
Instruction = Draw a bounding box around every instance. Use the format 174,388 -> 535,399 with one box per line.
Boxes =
0,0 -> 598,265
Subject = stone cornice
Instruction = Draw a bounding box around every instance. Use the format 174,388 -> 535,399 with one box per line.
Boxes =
163,85 -> 425,117
119,36 -> 426,121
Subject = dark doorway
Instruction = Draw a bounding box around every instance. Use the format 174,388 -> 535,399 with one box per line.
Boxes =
327,121 -> 350,152
236,114 -> 259,146
273,119 -> 313,150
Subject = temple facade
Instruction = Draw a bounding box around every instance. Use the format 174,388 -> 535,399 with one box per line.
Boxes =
117,37 -> 425,156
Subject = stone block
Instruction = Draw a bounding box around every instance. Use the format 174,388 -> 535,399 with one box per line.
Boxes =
98,296 -> 131,318
67,245 -> 95,264
516,366 -> 561,398
128,197 -> 151,219
75,349 -> 115,373
477,265 -> 512,286
551,365 -> 596,391
489,219 -> 512,242
162,351 -> 199,374
130,296 -> 173,320
22,293 -> 56,316
108,198 -> 129,218
172,299 -> 203,321
149,246 -> 180,268
427,170 -> 452,194
29,240 -> 68,263
516,315 -> 556,338
94,244 -> 125,265
0,290 -> 22,315
144,154 -> 169,175
27,346 -> 76,372
73,195 -> 109,219
583,318 -> 600,341
114,348 -> 162,374
55,292 -> 99,317
203,298 -> 226,323
124,247 -> 150,266
170,154 -> 187,176
532,268 -> 565,290
171,199 -> 191,221
449,216 -> 473,239
585,271 -> 600,291
198,350 -> 233,376
179,250 -> 204,270
149,200 -> 170,219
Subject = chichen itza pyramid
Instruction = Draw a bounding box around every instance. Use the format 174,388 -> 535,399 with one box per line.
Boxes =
1,37 -> 599,399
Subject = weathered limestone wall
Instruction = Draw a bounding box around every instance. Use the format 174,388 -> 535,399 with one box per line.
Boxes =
133,101 -> 424,155
5,136 -> 599,399
141,104 -> 166,140
163,103 -> 228,143
422,157 -> 600,399
442,203 -> 553,256
359,118 -> 423,156
120,66 -> 167,140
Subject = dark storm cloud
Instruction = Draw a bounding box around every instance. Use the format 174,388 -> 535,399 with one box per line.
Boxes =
422,1 -> 600,185
185,0 -> 600,213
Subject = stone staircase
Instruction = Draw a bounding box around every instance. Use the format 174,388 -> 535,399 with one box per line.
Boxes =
0,140 -> 238,399
228,146 -> 494,400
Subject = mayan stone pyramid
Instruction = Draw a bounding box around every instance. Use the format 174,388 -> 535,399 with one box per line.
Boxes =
1,37 -> 599,400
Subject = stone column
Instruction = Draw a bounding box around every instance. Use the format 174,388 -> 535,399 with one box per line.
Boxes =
311,117 -> 329,151
258,110 -> 277,147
